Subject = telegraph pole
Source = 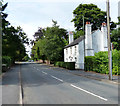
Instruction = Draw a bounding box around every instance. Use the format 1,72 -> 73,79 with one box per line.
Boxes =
107,0 -> 112,80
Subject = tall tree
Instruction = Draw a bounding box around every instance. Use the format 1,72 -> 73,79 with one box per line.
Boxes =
33,27 -> 43,41
31,20 -> 68,62
2,2 -> 28,62
72,4 -> 116,31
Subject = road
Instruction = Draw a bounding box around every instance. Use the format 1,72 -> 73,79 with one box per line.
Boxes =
2,62 -> 118,104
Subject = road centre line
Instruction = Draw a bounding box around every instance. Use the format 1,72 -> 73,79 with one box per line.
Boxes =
70,84 -> 108,101
51,75 -> 63,82
42,71 -> 48,75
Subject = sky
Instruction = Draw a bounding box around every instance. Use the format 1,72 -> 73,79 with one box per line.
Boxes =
4,0 -> 120,56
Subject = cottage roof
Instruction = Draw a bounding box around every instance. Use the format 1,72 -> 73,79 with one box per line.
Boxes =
64,36 -> 85,48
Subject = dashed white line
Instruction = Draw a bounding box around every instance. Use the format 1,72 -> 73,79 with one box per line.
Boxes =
51,75 -> 63,82
70,84 -> 108,101
42,71 -> 48,75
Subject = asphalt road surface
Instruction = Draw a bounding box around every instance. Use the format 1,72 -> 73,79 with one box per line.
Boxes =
2,62 -> 118,104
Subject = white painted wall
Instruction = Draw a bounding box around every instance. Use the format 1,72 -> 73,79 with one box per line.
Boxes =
92,30 -> 104,53
64,42 -> 84,69
64,45 -> 79,63
76,40 -> 84,69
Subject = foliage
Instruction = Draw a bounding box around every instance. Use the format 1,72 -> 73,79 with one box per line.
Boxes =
73,30 -> 84,40
54,61 -> 75,70
31,20 -> 68,62
117,16 -> 120,25
72,3 -> 116,31
111,27 -> 120,50
2,2 -> 28,63
85,50 -> 120,75
33,27 -> 43,41
2,56 -> 12,67
22,55 -> 30,61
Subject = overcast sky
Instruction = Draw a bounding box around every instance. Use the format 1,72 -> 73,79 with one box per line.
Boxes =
4,0 -> 120,55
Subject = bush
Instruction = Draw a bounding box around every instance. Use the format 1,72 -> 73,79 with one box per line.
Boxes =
85,50 -> 120,75
2,56 -> 12,67
54,61 -> 75,70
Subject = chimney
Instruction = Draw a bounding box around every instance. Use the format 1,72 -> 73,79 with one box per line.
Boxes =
101,23 -> 108,51
69,31 -> 74,44
85,22 -> 94,56
85,22 -> 92,49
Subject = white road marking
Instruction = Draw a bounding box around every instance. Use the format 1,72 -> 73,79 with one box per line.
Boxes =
51,75 -> 63,82
70,84 -> 108,101
42,71 -> 48,75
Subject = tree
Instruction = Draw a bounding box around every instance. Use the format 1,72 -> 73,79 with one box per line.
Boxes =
117,16 -> 120,25
73,30 -> 84,40
111,27 -> 120,50
31,20 -> 68,62
2,2 -> 28,62
33,27 -> 44,41
72,4 -> 116,31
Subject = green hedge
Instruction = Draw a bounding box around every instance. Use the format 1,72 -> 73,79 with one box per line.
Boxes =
2,56 -> 12,67
54,61 -> 75,70
85,50 -> 120,75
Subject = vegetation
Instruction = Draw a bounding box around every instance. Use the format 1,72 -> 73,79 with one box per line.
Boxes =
85,50 -> 120,75
2,2 -> 29,64
54,61 -> 75,70
111,27 -> 120,50
71,4 -> 116,39
31,20 -> 68,62
72,4 -> 116,31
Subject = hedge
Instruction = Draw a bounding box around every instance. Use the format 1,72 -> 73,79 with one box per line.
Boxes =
54,61 -> 75,70
85,50 -> 120,75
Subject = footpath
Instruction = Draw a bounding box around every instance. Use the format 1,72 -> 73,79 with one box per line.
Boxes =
47,64 -> 119,85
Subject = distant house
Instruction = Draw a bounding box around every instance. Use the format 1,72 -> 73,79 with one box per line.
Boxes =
64,22 -> 108,69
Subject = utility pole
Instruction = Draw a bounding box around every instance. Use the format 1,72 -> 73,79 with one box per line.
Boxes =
107,0 -> 112,80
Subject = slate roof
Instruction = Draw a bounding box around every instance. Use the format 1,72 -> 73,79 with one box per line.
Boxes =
64,36 -> 85,48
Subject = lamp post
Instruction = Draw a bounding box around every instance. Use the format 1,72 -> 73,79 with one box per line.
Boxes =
107,0 -> 112,80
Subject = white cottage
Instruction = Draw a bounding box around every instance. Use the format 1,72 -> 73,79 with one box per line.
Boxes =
64,22 -> 108,69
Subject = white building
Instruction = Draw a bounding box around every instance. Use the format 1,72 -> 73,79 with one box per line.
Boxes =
64,22 -> 108,69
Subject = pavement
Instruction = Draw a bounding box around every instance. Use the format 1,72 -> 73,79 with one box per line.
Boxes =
47,64 -> 119,85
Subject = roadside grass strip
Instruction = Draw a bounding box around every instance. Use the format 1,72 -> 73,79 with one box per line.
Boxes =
70,84 -> 108,101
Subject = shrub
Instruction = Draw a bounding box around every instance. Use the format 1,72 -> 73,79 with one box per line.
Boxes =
85,50 -> 120,75
2,56 -> 12,67
54,61 -> 75,70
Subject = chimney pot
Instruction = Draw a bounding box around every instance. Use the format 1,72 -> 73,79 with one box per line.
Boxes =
86,22 -> 90,24
102,23 -> 106,26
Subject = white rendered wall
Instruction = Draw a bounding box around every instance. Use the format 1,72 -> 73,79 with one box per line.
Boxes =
64,45 -> 79,63
92,30 -> 104,53
75,40 -> 84,69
